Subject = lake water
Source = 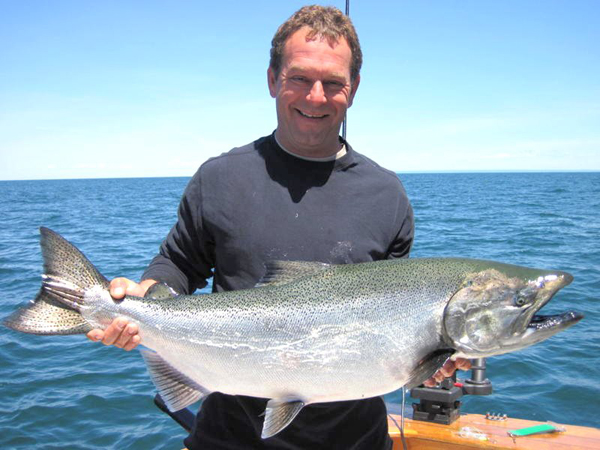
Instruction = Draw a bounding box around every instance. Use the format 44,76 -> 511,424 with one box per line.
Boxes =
1,172 -> 598,448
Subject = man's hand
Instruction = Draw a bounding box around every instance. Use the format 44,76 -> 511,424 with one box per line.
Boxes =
423,358 -> 471,387
85,278 -> 157,351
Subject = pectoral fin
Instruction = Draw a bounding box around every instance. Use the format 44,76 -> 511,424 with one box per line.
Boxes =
404,349 -> 455,389
144,282 -> 178,300
140,349 -> 209,411
262,398 -> 305,439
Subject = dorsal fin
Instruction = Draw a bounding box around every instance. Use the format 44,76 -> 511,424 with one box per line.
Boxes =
144,282 -> 178,300
256,261 -> 332,287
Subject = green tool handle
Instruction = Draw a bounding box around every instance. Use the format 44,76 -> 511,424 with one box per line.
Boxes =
508,423 -> 560,437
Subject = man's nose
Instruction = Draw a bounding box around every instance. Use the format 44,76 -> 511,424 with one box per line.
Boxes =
307,81 -> 327,104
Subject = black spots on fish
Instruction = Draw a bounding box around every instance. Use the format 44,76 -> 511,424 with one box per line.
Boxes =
39,228 -> 109,293
459,269 -> 525,296
261,315 -> 290,333
4,289 -> 92,335
446,269 -> 523,319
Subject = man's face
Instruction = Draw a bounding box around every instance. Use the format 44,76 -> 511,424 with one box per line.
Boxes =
268,27 -> 360,158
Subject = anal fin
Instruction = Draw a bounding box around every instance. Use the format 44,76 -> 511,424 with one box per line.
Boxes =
262,397 -> 305,439
140,349 -> 209,411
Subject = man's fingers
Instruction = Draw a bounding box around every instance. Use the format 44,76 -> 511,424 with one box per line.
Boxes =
110,278 -> 130,299
86,319 -> 141,350
440,360 -> 455,377
423,358 -> 473,387
114,323 -> 139,349
423,378 -> 436,387
101,318 -> 128,346
123,335 -> 141,352
110,277 -> 156,299
433,370 -> 446,382
455,358 -> 472,371
87,329 -> 104,341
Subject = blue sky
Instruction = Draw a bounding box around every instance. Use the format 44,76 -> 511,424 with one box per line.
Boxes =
1,0 -> 598,180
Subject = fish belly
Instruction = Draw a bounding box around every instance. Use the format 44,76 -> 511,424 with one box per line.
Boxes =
137,313 -> 435,403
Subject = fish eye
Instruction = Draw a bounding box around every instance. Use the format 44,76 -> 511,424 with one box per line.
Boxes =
514,294 -> 527,307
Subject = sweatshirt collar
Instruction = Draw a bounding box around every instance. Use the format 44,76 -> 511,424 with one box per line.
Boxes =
269,132 -> 356,171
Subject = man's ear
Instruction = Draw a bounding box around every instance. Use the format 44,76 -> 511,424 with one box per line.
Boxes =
267,67 -> 278,98
348,74 -> 360,108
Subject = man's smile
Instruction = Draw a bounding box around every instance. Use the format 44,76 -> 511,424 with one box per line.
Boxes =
296,109 -> 328,119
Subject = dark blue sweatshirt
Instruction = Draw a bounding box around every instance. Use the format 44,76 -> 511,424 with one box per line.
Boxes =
143,133 -> 414,449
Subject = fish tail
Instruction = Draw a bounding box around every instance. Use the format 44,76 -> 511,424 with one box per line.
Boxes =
3,227 -> 109,335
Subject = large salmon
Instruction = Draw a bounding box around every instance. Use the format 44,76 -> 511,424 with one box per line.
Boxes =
4,228 -> 582,438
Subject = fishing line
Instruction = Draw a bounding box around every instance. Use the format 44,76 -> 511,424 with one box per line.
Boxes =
387,387 -> 408,450
342,0 -> 350,140
400,386 -> 408,449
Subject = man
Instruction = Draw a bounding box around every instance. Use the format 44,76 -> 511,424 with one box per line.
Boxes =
88,6 -> 469,449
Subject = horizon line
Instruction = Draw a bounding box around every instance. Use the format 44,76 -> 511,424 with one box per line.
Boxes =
1,169 -> 599,183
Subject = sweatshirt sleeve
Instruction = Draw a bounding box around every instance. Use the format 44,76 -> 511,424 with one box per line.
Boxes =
142,170 -> 215,294
386,184 -> 415,260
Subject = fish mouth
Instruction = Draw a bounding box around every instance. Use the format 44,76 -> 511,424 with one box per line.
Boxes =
521,272 -> 583,342
520,311 -> 583,346
527,311 -> 584,331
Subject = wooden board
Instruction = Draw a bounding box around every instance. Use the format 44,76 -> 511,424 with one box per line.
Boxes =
387,413 -> 600,449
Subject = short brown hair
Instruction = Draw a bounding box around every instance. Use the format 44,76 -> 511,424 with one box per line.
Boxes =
270,5 -> 363,83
